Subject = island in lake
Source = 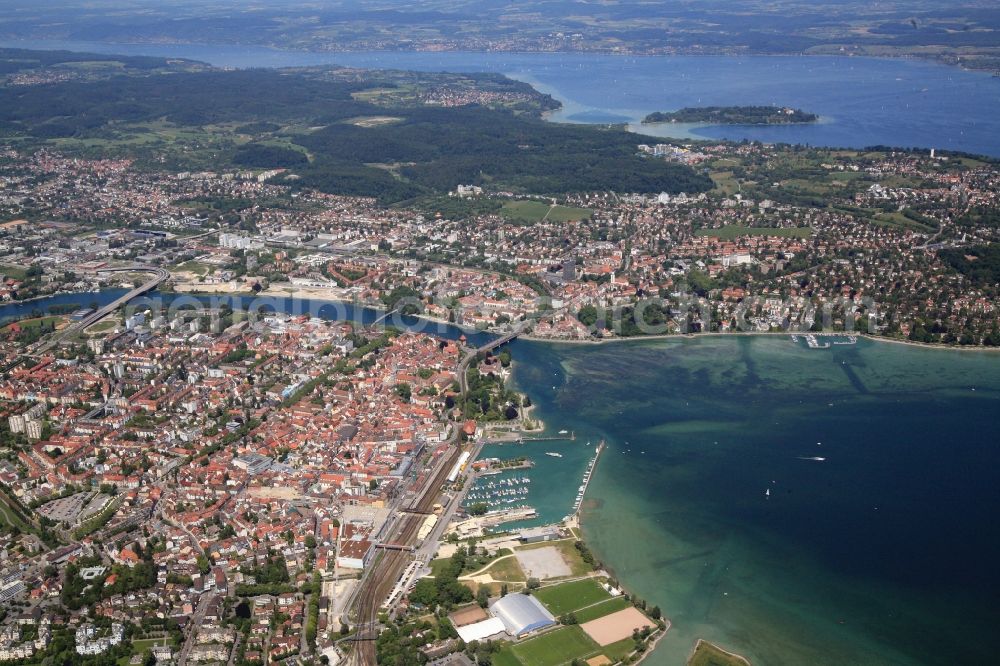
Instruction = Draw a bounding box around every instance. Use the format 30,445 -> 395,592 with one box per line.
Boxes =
643,105 -> 818,125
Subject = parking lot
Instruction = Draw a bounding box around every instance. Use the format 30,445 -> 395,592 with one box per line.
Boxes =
37,492 -> 93,524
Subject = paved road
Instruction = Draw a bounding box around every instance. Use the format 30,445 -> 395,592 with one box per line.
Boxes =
176,592 -> 215,666
33,265 -> 169,354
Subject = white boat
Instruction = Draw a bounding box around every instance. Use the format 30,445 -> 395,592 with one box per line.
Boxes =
798,456 -> 826,462
558,429 -> 569,434
545,452 -> 563,458
765,488 -> 770,498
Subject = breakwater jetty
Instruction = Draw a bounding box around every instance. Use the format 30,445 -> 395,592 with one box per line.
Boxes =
571,439 -> 605,516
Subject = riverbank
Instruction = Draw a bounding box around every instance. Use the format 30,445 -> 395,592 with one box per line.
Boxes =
10,285 -> 1000,355
520,330 -> 1000,352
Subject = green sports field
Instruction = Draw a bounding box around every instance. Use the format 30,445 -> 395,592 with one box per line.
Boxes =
572,596 -> 630,623
509,626 -> 600,666
533,579 -> 611,615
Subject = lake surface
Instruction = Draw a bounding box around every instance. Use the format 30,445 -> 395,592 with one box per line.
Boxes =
4,40 -> 1000,156
507,336 -> 1000,665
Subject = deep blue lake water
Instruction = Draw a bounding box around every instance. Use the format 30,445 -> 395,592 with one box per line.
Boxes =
4,40 -> 1000,156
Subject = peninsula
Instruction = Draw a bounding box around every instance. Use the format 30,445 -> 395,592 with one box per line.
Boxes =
643,106 -> 819,125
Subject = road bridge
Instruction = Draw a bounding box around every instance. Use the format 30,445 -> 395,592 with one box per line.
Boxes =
33,265 -> 169,353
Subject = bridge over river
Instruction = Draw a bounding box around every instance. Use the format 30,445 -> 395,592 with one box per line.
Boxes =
33,265 -> 169,354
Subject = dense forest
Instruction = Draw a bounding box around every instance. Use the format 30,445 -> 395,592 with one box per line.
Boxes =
939,244 -> 1000,286
0,47 -> 202,76
0,63 -> 712,202
293,105 -> 712,200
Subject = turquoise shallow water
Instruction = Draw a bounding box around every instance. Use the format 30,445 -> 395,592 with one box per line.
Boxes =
505,336 -> 1000,666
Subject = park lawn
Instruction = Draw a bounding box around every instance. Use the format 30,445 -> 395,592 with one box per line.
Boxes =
131,637 -> 171,652
572,596 -> 630,624
509,626 -> 600,666
694,225 -> 813,239
501,200 -> 592,223
687,640 -> 751,666
429,557 -> 454,577
533,579 -> 610,616
602,637 -> 638,662
482,555 -> 526,582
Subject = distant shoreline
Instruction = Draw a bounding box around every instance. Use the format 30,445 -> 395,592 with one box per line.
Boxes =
1,39 -> 993,75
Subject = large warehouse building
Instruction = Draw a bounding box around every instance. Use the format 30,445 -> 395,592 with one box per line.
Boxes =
490,594 -> 556,637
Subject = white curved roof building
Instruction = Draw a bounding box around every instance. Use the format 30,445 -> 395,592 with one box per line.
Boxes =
490,594 -> 556,636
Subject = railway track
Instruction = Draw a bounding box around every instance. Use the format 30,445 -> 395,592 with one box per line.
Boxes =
347,335 -> 524,665
347,442 -> 466,666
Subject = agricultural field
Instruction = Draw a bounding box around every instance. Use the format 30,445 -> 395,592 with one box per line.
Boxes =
533,578 -> 610,616
708,170 -> 740,196
501,200 -> 592,223
0,264 -> 28,280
